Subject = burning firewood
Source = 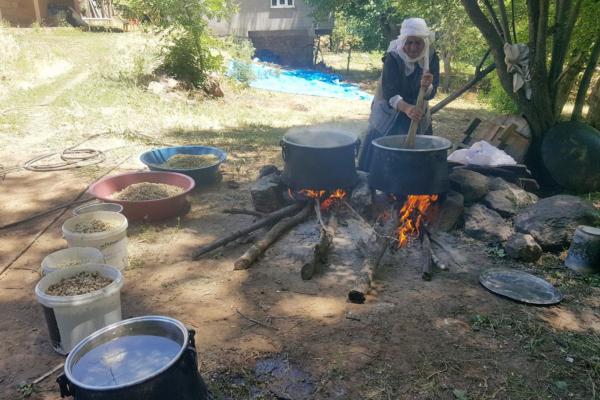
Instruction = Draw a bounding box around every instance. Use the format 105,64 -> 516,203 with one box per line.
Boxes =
420,230 -> 433,281
234,202 -> 313,270
221,208 -> 266,218
348,204 -> 399,304
300,225 -> 333,280
192,203 -> 304,259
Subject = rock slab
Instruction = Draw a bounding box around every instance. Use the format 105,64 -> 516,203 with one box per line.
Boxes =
250,173 -> 283,213
505,233 -> 542,262
514,195 -> 600,250
449,169 -> 489,203
432,190 -> 464,231
464,204 -> 513,243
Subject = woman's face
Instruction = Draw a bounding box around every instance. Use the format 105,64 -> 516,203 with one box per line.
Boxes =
403,36 -> 425,59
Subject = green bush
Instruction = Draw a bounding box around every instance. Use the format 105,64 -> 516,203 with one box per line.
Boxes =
122,0 -> 233,90
159,31 -> 223,87
228,59 -> 254,86
480,74 -> 519,114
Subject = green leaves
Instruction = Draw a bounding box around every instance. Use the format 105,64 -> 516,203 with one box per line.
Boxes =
115,0 -> 232,89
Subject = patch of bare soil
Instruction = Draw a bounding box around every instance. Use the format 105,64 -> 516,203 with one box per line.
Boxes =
1,77 -> 596,399
2,156 -> 599,400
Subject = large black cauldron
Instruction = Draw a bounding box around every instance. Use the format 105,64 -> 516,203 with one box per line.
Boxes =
57,316 -> 208,400
281,129 -> 359,191
368,135 -> 452,195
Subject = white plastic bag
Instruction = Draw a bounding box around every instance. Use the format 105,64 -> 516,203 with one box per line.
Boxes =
447,141 -> 517,166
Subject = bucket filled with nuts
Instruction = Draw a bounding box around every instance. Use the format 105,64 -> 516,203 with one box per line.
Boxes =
62,211 -> 129,269
35,264 -> 124,354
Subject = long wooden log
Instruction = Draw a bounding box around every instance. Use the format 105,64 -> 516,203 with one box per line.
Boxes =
348,206 -> 399,304
234,203 -> 312,270
301,227 -> 333,280
221,208 -> 266,218
192,203 -> 304,259
421,231 -> 433,281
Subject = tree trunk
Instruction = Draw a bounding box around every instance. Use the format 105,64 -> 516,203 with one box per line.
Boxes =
587,76 -> 600,130
572,35 -> 600,120
461,0 -> 556,179
346,44 -> 352,74
442,50 -> 452,93
553,51 -> 585,117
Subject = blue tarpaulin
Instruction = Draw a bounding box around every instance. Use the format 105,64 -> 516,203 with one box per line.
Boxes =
227,61 -> 373,101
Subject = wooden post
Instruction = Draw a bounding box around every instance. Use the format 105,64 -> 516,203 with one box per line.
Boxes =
33,0 -> 42,24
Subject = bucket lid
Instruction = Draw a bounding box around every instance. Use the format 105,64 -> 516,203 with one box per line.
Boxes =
65,316 -> 188,390
283,129 -> 357,148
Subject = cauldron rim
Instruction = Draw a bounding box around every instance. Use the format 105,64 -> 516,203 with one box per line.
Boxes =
282,130 -> 358,149
372,135 -> 452,152
64,315 -> 188,391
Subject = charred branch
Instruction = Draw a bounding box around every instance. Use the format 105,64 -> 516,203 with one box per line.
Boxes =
348,205 -> 399,304
192,202 -> 304,259
222,208 -> 266,218
234,202 -> 312,270
301,226 -> 333,280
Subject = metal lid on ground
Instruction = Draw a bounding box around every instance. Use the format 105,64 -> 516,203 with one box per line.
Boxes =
479,268 -> 562,305
283,128 -> 358,148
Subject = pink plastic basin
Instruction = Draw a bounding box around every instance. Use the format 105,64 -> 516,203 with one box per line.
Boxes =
88,171 -> 195,221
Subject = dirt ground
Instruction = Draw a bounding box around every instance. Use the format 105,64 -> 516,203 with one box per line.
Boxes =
1,29 -> 599,400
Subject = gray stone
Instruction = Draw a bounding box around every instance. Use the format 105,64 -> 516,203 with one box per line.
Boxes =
449,169 -> 489,203
486,178 -> 538,216
482,190 -> 519,217
464,204 -> 513,243
250,173 -> 283,213
350,171 -> 372,212
258,165 -> 280,178
514,195 -> 600,251
505,233 -> 542,262
432,191 -> 464,231
488,177 -> 512,191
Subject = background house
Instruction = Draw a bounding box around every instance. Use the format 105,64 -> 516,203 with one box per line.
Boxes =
0,0 -> 49,25
0,0 -> 114,27
209,0 -> 333,67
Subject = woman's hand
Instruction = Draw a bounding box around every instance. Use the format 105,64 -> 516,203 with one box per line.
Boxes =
398,100 -> 423,121
420,72 -> 433,88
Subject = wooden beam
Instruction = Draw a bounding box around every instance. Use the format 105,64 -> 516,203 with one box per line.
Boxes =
33,0 -> 41,24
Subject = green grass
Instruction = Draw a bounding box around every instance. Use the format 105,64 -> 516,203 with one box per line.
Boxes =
469,312 -> 600,399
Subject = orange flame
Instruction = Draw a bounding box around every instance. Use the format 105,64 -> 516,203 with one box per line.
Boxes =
299,189 -> 326,199
290,189 -> 347,211
397,195 -> 439,247
321,189 -> 347,210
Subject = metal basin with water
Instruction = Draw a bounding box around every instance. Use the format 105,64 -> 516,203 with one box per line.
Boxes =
58,316 -> 208,400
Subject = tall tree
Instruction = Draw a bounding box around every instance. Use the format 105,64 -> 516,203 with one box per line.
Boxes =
460,0 -> 600,171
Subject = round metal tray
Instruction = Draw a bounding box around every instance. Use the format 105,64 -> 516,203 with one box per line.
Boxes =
479,268 -> 562,305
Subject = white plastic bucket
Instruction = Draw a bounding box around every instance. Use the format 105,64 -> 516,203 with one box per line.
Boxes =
72,202 -> 123,216
41,247 -> 105,276
62,211 -> 129,270
35,264 -> 124,355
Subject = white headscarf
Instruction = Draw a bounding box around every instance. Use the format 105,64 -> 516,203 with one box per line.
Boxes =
388,18 -> 435,76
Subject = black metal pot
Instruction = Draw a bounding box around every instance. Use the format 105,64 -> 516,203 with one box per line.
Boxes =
281,129 -> 359,191
57,316 -> 208,400
368,135 -> 452,195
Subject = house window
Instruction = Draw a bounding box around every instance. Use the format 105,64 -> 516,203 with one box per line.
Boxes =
271,0 -> 294,8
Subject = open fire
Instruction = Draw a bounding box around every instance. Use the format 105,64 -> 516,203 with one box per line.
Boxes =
396,194 -> 439,247
289,189 -> 348,211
